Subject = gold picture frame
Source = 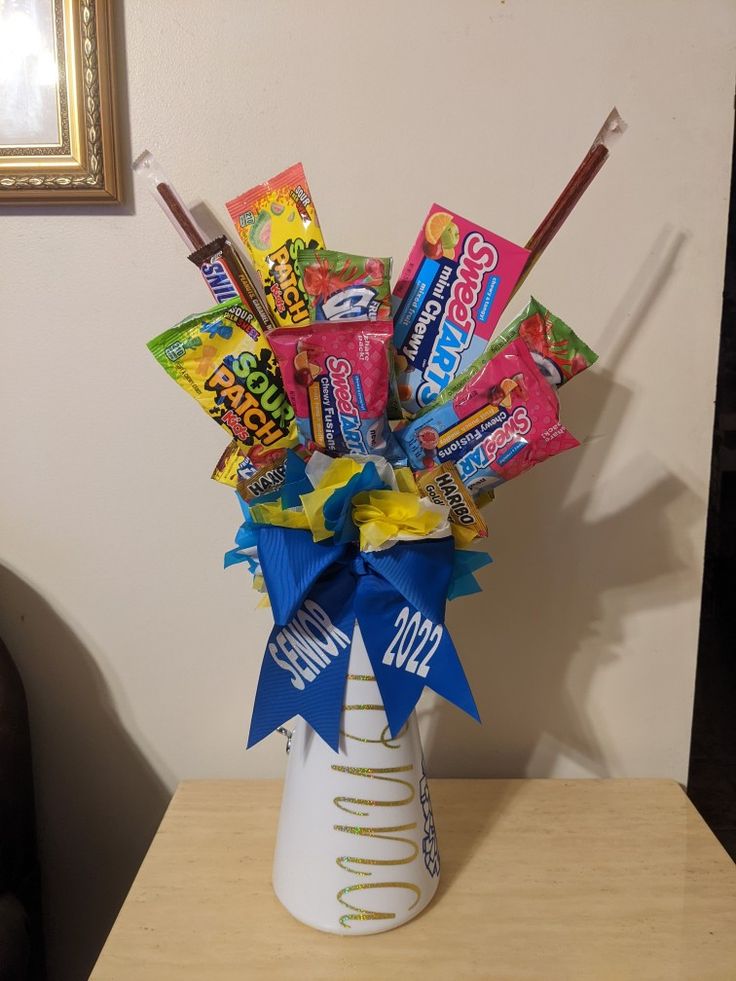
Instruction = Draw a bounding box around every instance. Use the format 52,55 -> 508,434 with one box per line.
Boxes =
0,0 -> 120,204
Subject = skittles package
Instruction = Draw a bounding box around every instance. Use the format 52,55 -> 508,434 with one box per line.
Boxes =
226,163 -> 326,328
396,338 -> 579,496
268,321 -> 399,459
297,248 -> 392,322
392,204 -> 530,415
147,298 -> 294,448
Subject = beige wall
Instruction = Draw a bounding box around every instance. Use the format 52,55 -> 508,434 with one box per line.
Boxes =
1,0 -> 734,976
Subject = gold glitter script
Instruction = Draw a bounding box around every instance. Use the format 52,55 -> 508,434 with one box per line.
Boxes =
332,675 -> 421,928
332,764 -> 415,816
336,881 -> 421,927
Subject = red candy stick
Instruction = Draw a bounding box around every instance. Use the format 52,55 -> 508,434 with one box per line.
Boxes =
510,108 -> 627,301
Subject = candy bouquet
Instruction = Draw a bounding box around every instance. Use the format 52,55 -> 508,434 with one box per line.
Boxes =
136,108 -> 625,934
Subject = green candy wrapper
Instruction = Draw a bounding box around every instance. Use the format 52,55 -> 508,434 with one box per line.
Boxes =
492,297 -> 598,387
297,248 -> 392,322
419,297 -> 597,413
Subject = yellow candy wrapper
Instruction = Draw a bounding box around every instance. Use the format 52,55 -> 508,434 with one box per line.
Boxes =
416,462 -> 489,540
147,298 -> 295,448
226,163 -> 326,329
211,439 -> 246,487
211,439 -> 287,498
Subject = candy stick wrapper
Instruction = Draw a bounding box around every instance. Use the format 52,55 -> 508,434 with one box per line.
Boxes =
226,163 -> 326,328
509,108 -> 627,303
392,204 -> 529,415
134,149 -> 272,328
133,149 -> 206,251
147,298 -> 295,449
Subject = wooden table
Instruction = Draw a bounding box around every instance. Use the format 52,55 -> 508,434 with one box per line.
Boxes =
91,779 -> 736,980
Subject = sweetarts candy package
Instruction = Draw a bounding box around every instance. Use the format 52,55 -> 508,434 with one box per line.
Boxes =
268,321 -> 400,459
396,338 -> 579,495
226,163 -> 326,328
297,248 -> 392,322
147,298 -> 295,448
392,204 -> 530,415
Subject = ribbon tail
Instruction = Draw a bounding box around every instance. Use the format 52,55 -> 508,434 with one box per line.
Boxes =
423,633 -> 480,723
355,572 -> 480,738
247,566 -> 357,750
448,548 -> 493,600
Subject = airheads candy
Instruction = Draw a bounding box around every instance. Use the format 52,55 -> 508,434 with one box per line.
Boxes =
297,248 -> 392,322
268,321 -> 399,459
392,204 -> 530,415
396,338 -> 579,496
147,298 -> 295,448
226,163 -> 326,328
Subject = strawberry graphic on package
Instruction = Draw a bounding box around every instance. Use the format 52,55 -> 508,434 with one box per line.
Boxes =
297,248 -> 392,322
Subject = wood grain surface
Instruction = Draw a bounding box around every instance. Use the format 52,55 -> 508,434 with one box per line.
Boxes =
91,779 -> 736,980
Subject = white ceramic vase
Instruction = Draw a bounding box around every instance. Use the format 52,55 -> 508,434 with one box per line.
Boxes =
272,624 -> 440,934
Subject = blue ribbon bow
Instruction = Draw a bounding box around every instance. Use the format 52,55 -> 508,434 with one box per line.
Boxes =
246,525 -> 480,750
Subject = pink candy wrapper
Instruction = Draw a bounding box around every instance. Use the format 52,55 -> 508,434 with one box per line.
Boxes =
392,204 -> 530,414
268,322 -> 399,459
396,338 -> 579,495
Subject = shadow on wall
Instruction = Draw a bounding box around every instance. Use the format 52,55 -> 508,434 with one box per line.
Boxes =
423,227 -> 701,778
0,567 -> 169,981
